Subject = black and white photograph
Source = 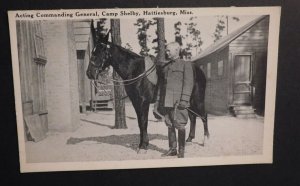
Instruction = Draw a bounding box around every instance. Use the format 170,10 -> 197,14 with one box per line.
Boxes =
8,7 -> 280,172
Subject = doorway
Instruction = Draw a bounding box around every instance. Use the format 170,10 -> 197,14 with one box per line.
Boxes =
233,55 -> 253,105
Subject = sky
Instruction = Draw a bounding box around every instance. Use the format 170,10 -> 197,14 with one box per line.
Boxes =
105,15 -> 261,57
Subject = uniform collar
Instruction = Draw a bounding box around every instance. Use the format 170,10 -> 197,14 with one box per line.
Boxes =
156,57 -> 180,68
163,57 -> 180,67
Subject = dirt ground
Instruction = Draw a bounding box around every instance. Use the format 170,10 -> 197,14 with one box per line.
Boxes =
25,103 -> 264,163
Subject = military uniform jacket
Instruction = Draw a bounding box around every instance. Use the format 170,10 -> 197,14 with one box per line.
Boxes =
157,58 -> 194,108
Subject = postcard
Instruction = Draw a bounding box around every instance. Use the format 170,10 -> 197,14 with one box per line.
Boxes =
8,6 -> 280,172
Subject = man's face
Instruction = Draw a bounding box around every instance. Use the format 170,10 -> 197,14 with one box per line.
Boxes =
166,45 -> 179,60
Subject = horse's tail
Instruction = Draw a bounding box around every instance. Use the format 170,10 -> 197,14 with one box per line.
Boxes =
193,63 -> 206,101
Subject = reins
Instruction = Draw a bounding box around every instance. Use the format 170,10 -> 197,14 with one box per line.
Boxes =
92,59 -> 157,101
91,81 -> 128,101
108,63 -> 156,86
91,42 -> 157,85
185,107 -> 207,121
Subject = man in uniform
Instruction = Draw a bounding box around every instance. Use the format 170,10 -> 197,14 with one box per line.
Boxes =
155,42 -> 194,158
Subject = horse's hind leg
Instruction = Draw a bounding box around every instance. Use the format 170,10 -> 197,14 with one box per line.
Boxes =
202,113 -> 209,142
186,112 -> 196,142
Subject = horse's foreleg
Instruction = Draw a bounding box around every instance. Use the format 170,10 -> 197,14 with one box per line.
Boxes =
186,112 -> 196,142
135,102 -> 150,153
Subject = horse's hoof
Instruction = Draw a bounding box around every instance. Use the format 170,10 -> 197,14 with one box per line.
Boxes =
202,136 -> 210,146
137,148 -> 147,154
205,133 -> 210,139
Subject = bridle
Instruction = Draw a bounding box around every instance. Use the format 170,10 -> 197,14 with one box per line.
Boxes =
90,63 -> 156,102
90,42 -> 157,101
90,43 -> 112,72
90,42 -> 157,86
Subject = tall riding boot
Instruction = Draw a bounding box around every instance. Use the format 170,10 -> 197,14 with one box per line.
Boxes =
178,129 -> 186,158
162,127 -> 177,156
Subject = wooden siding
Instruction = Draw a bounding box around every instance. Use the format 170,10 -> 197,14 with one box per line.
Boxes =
193,16 -> 269,115
17,21 -> 48,114
229,17 -> 269,52
229,16 -> 269,115
195,47 -> 230,114
73,21 -> 91,50
17,21 -> 48,139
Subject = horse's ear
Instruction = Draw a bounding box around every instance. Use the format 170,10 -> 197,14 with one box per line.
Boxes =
103,29 -> 111,43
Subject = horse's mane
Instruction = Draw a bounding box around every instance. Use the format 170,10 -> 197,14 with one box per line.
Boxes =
109,42 -> 142,59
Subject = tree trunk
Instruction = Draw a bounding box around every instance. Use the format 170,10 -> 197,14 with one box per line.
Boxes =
156,18 -> 166,62
111,19 -> 127,129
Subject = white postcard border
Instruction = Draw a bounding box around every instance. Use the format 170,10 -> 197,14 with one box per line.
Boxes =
8,6 -> 281,173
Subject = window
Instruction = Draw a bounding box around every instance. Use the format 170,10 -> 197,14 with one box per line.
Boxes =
33,21 -> 46,60
207,63 -> 211,79
218,60 -> 224,76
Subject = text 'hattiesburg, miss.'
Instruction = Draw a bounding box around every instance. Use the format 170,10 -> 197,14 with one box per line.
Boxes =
14,9 -> 194,19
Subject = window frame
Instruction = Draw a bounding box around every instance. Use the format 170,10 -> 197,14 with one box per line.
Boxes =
207,62 -> 211,79
33,21 -> 47,61
217,60 -> 224,77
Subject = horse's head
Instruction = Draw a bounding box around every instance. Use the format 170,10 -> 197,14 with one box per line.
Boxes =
86,32 -> 111,80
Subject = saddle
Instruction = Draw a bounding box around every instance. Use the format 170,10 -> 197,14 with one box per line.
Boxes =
144,56 -> 158,85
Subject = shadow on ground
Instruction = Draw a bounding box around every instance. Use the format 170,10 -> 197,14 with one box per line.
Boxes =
80,119 -> 114,129
88,112 -> 160,122
66,134 -> 168,153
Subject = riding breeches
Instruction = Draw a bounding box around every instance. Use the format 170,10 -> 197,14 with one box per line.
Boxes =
164,107 -> 188,130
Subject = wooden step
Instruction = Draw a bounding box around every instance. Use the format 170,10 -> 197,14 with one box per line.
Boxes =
234,109 -> 255,115
91,100 -> 113,111
231,105 -> 253,110
236,114 -> 256,119
229,105 -> 256,118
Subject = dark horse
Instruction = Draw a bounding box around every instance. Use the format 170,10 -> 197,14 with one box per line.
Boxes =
86,34 -> 209,152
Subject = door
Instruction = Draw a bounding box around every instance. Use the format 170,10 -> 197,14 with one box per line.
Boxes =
233,55 -> 252,105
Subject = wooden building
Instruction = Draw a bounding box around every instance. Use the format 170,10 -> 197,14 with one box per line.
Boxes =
193,15 -> 269,117
17,20 -> 82,140
17,21 -> 48,141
